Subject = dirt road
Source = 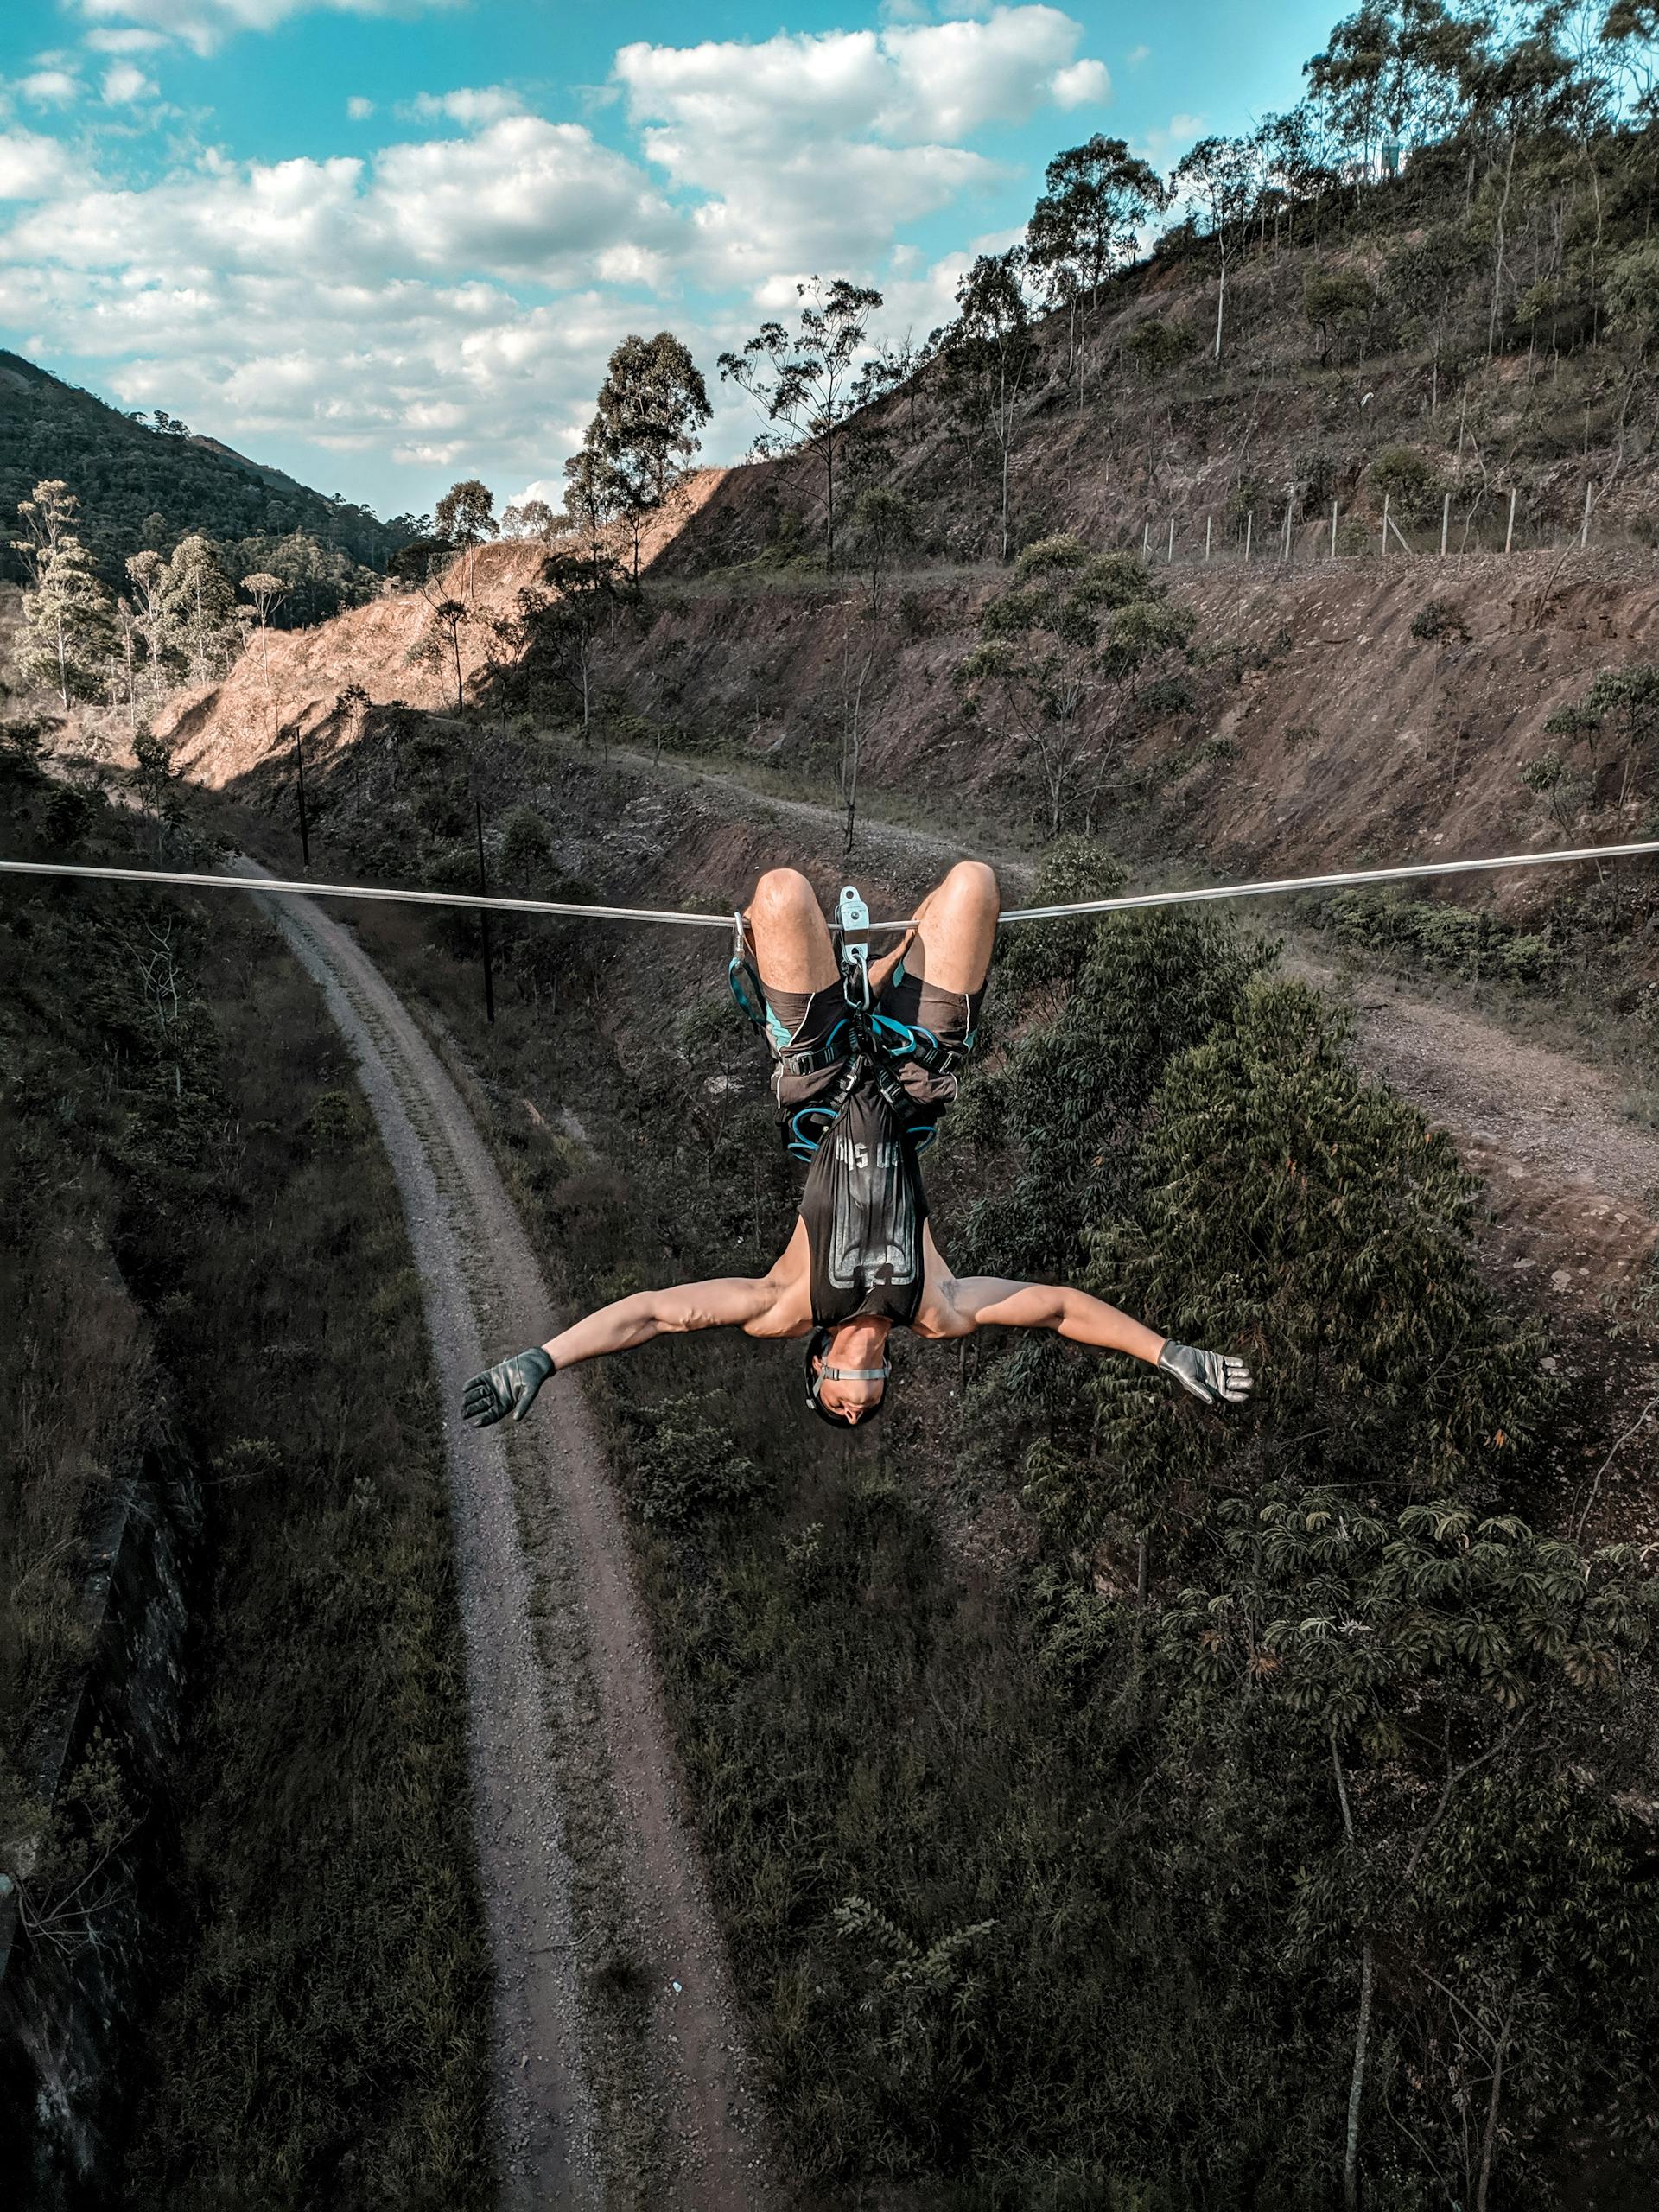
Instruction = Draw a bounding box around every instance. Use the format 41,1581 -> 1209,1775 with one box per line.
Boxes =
236,860 -> 781,2212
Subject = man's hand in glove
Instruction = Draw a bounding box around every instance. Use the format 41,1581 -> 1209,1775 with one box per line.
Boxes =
461,1347 -> 555,1428
1156,1340 -> 1253,1408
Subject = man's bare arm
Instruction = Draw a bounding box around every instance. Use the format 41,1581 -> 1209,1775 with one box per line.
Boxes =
940,1277 -> 1253,1408
461,1275 -> 778,1428
945,1277 -> 1167,1363
543,1276 -> 778,1369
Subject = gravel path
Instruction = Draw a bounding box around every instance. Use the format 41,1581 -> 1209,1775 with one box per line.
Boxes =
234,860 -> 782,2212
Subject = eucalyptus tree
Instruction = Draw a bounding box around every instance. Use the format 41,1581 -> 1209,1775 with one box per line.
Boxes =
434,477 -> 498,596
1027,135 -> 1166,398
583,331 -> 712,576
937,248 -> 1038,561
10,480 -> 115,707
1171,135 -> 1263,359
718,276 -> 883,563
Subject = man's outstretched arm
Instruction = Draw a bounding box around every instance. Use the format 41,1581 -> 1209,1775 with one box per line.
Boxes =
461,1276 -> 776,1428
944,1278 -> 1253,1408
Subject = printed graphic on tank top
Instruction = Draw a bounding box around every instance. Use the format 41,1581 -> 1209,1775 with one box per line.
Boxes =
800,1079 -> 928,1328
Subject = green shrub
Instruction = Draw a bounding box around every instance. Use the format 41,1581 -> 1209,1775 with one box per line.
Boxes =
1370,445 -> 1443,524
632,1393 -> 767,1526
1411,596 -> 1470,642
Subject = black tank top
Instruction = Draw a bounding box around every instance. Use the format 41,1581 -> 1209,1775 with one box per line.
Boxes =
800,1078 -> 928,1328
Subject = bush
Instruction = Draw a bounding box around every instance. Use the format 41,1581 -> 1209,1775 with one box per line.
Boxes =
1122,317 -> 1199,377
1411,596 -> 1470,642
1370,445 -> 1443,524
1326,888 -> 1560,986
632,1393 -> 767,1527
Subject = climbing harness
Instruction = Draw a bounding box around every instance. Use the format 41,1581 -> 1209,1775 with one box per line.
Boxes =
726,882 -> 972,1160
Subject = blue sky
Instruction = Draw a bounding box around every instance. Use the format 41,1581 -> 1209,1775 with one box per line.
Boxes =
0,0 -> 1340,521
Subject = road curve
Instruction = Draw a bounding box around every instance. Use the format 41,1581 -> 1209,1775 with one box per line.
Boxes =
235,859 -> 782,2211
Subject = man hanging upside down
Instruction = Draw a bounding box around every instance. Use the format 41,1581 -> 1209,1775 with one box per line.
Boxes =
461,860 -> 1253,1433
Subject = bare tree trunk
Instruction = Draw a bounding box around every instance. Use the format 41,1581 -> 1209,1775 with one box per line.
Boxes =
1214,252 -> 1227,360
1344,1945 -> 1374,2211
1474,1998 -> 1517,2212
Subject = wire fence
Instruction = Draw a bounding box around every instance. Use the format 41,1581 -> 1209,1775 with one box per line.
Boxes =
1127,481 -> 1649,573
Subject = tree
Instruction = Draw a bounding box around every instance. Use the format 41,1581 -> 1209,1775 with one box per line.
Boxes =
954,537 -> 1192,835
1172,135 -> 1262,359
411,597 -> 471,717
1027,136 -> 1166,398
499,498 -> 570,542
582,331 -> 712,578
937,249 -> 1038,563
493,548 -> 632,739
561,446 -> 622,563
10,480 -> 115,708
718,276 -> 883,563
162,534 -> 236,683
848,486 -> 917,621
434,478 -> 496,549
1303,264 -> 1376,364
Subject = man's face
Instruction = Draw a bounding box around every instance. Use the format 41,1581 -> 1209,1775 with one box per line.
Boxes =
814,1323 -> 889,1424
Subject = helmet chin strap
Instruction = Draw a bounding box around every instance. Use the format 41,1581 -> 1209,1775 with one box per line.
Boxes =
816,1362 -> 891,1382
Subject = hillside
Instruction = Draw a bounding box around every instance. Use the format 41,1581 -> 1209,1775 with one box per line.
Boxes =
0,351 -> 413,586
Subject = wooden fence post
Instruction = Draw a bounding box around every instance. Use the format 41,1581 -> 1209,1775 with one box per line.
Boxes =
1244,512 -> 1254,563
1504,486 -> 1517,554
1330,499 -> 1338,558
1381,493 -> 1391,559
1167,517 -> 1175,563
1282,484 -> 1294,563
1580,481 -> 1593,548
1440,491 -> 1450,556
1205,516 -> 1212,562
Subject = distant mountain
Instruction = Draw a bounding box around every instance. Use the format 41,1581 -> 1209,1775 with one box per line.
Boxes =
0,351 -> 416,583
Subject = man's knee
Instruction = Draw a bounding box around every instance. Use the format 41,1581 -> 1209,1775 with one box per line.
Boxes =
941,859 -> 999,910
750,866 -> 819,919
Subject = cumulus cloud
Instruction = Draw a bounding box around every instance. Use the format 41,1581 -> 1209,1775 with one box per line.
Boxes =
2,9 -> 1109,505
18,70 -> 83,106
102,62 -> 159,102
0,130 -> 83,200
615,4 -> 1106,287
66,0 -> 461,61
84,28 -> 169,52
1051,58 -> 1109,109
403,86 -> 525,126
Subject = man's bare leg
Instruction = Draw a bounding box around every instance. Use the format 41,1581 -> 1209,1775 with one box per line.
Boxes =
878,859 -> 999,998
745,867 -> 840,995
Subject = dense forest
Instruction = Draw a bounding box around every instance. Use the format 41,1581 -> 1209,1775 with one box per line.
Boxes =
0,351 -> 416,595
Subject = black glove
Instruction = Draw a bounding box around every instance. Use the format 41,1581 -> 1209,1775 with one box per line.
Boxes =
461,1347 -> 555,1428
1157,1340 -> 1253,1408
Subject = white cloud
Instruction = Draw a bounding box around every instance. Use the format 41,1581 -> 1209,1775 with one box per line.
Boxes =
66,0 -> 461,61
615,6 -> 1103,288
1051,58 -> 1109,109
1126,43 -> 1151,66
0,130 -> 82,200
102,62 -> 159,102
403,86 -> 525,127
0,11 -> 1109,505
19,70 -> 82,106
85,28 -> 169,52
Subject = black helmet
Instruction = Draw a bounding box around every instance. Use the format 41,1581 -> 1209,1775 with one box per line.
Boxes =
804,1325 -> 889,1428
